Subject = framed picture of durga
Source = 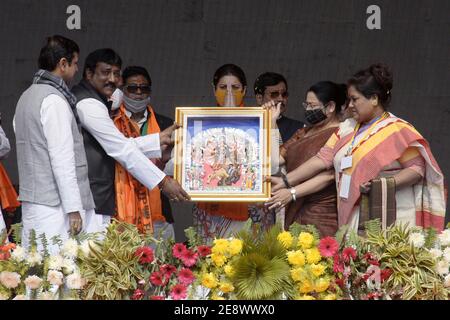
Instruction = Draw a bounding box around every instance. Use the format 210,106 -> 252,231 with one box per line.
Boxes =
174,107 -> 271,202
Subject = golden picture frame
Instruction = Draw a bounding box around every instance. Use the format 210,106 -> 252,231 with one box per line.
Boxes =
174,107 -> 271,202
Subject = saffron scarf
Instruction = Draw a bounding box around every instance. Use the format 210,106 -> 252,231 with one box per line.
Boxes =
320,113 -> 446,230
113,105 -> 165,234
0,164 -> 20,212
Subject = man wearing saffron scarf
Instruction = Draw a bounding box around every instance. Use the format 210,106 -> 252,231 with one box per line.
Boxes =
112,66 -> 175,239
14,35 -> 94,253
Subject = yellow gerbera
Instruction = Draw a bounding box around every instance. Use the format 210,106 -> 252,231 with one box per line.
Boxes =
310,263 -> 326,277
201,273 -> 218,289
227,239 -> 243,256
298,232 -> 315,250
211,253 -> 227,267
224,264 -> 235,277
212,239 -> 229,255
287,250 -> 306,266
322,293 -> 337,300
219,282 -> 235,293
305,248 -> 321,264
277,231 -> 294,249
211,294 -> 225,300
296,295 -> 316,300
298,280 -> 314,294
314,278 -> 330,293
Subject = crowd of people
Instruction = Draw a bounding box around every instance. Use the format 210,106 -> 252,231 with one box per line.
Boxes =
0,34 -> 446,253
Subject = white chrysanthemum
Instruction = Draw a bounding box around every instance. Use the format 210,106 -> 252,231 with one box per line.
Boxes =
24,275 -> 43,289
428,248 -> 443,260
62,258 -> 76,274
80,240 -> 98,257
438,230 -> 450,246
0,271 -> 21,289
48,254 -> 64,270
444,274 -> 450,288
409,232 -> 425,248
38,291 -> 55,300
47,270 -> 64,286
12,294 -> 27,300
435,260 -> 449,276
66,273 -> 85,290
443,247 -> 450,263
10,245 -> 26,262
26,251 -> 43,266
61,239 -> 79,258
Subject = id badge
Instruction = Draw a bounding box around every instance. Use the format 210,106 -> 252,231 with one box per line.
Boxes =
340,156 -> 353,171
339,174 -> 351,199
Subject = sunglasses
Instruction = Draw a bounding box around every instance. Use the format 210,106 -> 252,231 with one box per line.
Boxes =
267,91 -> 289,99
124,84 -> 151,94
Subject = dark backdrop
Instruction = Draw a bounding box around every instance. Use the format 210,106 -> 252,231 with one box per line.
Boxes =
1,0 -> 448,238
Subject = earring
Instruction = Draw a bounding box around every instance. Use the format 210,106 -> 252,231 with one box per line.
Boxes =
372,100 -> 378,106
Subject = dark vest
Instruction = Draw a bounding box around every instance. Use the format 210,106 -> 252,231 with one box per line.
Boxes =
277,115 -> 305,143
72,80 -> 116,216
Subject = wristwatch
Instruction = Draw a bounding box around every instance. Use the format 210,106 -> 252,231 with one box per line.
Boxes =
290,188 -> 297,202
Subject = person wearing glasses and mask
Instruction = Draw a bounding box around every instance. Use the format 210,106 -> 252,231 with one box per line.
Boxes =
265,81 -> 346,236
112,66 -> 176,240
254,72 -> 304,143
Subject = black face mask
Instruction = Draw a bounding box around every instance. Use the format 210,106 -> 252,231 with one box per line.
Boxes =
305,108 -> 327,125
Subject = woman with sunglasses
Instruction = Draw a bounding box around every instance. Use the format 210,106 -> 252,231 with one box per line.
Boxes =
192,63 -> 277,243
265,81 -> 346,237
268,63 -> 445,232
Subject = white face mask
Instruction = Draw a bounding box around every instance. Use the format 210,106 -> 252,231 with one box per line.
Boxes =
110,88 -> 123,111
123,95 -> 151,113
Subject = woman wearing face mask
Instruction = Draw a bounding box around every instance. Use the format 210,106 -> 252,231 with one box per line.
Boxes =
265,81 -> 346,236
268,63 -> 446,232
193,64 -> 276,243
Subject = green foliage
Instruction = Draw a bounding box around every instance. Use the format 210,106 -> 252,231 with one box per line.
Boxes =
364,219 -> 382,235
185,226 -> 202,248
289,223 -> 320,240
9,223 -> 22,245
79,220 -> 144,300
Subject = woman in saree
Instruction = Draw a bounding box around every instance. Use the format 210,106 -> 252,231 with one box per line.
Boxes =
193,64 -> 277,243
267,63 -> 446,231
266,81 -> 346,237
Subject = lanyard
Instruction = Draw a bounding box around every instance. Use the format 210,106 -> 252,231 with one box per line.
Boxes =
346,112 -> 389,156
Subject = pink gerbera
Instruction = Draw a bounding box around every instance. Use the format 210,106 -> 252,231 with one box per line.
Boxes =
160,264 -> 177,277
150,295 -> 165,300
170,284 -> 188,300
178,268 -> 195,285
197,245 -> 212,257
172,243 -> 188,259
333,254 -> 344,273
342,247 -> 357,263
180,249 -> 198,267
135,247 -> 154,264
318,237 -> 339,257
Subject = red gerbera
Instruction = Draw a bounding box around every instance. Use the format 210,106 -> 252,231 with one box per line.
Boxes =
160,264 -> 177,277
318,237 -> 339,257
178,268 -> 195,285
172,243 -> 188,259
150,295 -> 165,300
334,277 -> 345,288
131,289 -> 145,300
342,247 -> 357,263
362,252 -> 379,265
135,247 -> 154,264
380,268 -> 393,282
150,271 -> 168,286
180,249 -> 198,267
197,245 -> 212,257
333,254 -> 344,273
170,284 -> 188,300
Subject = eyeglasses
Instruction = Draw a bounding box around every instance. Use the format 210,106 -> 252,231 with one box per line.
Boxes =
302,102 -> 326,110
266,91 -> 289,99
124,84 -> 152,94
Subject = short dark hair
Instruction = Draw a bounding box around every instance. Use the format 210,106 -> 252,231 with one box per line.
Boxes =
122,66 -> 151,85
348,63 -> 393,108
212,64 -> 247,88
38,35 -> 79,71
307,81 -> 347,113
82,48 -> 122,78
254,72 -> 288,95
